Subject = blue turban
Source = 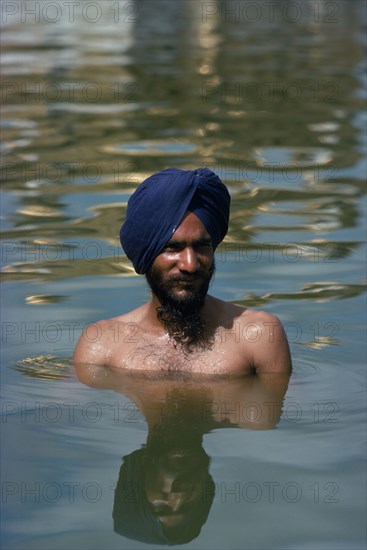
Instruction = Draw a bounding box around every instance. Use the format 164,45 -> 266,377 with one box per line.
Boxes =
120,167 -> 230,274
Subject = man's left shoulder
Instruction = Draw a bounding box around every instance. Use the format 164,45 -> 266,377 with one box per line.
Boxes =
240,309 -> 285,334
237,308 -> 292,373
212,297 -> 285,338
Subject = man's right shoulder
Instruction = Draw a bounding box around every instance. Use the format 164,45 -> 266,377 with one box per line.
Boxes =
73,310 -> 142,366
73,319 -> 109,365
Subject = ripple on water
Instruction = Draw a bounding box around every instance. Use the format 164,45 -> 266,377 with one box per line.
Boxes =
12,355 -> 73,380
1,119 -> 38,129
101,140 -> 197,156
289,357 -> 322,379
233,281 -> 367,307
252,146 -> 334,168
25,294 -> 68,305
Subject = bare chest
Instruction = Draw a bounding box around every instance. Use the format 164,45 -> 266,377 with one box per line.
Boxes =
108,332 -> 253,375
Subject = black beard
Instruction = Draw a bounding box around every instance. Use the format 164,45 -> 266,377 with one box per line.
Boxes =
146,260 -> 215,351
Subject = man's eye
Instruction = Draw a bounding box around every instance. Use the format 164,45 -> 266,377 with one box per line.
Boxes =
163,244 -> 180,252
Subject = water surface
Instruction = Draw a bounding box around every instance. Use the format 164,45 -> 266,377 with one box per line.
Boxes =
1,1 -> 366,548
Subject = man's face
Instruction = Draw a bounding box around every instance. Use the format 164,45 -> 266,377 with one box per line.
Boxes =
147,211 -> 215,308
146,212 -> 215,348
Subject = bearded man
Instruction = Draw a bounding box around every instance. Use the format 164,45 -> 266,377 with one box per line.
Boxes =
73,168 -> 292,375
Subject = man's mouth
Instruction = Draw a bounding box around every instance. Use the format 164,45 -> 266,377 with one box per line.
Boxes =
171,280 -> 200,291
170,275 -> 202,285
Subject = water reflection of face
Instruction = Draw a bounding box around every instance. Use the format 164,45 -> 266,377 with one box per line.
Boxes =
113,444 -> 215,545
145,450 -> 210,528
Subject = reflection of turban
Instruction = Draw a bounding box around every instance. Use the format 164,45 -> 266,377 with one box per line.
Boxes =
120,168 -> 230,274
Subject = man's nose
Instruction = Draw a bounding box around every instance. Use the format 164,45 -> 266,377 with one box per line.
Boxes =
177,247 -> 200,273
167,492 -> 186,513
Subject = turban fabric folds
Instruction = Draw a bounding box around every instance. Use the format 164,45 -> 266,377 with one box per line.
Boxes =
120,167 -> 230,274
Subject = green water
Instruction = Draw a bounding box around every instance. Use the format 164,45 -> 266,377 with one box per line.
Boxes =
1,1 -> 366,548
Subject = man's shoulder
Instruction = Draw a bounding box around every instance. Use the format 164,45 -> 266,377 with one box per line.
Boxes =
88,303 -> 148,333
240,307 -> 283,326
73,305 -> 147,365
238,309 -> 291,373
93,311 -> 140,332
212,298 -> 291,372
234,307 -> 287,345
76,313 -> 135,342
211,296 -> 283,328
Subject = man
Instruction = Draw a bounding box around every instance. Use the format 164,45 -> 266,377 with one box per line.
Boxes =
74,167 -> 292,375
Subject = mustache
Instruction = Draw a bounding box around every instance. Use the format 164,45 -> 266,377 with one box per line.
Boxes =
168,272 -> 207,283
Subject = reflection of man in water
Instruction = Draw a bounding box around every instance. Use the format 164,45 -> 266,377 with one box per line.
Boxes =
74,365 -> 290,545
74,168 -> 291,375
113,403 -> 215,545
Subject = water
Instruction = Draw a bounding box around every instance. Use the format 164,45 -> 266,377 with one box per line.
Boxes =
1,1 -> 366,548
